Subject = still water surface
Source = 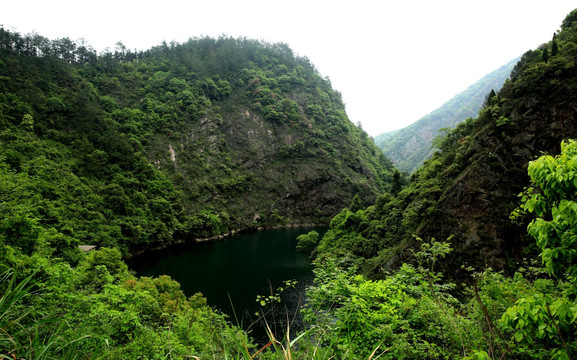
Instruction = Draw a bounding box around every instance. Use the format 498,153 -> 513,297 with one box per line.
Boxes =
128,227 -> 326,342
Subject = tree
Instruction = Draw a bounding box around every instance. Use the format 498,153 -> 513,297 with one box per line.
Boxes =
390,170 -> 403,196
483,89 -> 497,107
296,230 -> 319,252
0,213 -> 40,256
504,140 -> 577,359
20,114 -> 34,131
52,37 -> 76,62
542,47 -> 549,63
515,139 -> 577,281
561,9 -> 577,30
349,194 -> 363,212
552,39 -> 559,57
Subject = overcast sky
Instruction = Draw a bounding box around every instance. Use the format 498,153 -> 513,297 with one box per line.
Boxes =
2,1 -> 576,136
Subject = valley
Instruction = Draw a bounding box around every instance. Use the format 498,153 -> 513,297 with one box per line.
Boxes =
1,8 -> 577,359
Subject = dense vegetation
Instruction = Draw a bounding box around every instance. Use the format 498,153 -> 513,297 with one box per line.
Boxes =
0,27 -> 394,358
319,10 -> 577,277
299,139 -> 577,359
0,29 -> 394,255
374,57 -> 518,174
298,8 -> 577,358
3,7 -> 577,360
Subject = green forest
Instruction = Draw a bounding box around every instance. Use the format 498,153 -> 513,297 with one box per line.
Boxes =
2,8 -> 577,360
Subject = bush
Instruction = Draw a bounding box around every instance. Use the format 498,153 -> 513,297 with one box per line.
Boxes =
296,230 -> 319,252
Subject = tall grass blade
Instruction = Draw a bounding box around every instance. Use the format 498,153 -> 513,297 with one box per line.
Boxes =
0,269 -> 35,321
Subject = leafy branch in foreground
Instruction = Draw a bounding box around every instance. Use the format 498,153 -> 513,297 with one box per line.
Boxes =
505,139 -> 577,360
513,139 -> 577,280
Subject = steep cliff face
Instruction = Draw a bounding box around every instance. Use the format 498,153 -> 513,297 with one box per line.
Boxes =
432,55 -> 577,271
135,39 -> 394,230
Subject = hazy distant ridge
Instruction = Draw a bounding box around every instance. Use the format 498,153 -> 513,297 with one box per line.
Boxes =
374,56 -> 520,173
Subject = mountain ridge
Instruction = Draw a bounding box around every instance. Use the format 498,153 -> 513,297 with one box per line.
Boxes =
317,11 -> 577,277
3,8 -> 577,358
374,56 -> 520,173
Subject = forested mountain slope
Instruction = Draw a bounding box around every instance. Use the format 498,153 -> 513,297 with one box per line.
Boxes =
374,57 -> 519,173
319,11 -> 577,277
0,31 -> 394,254
3,9 -> 577,359
0,29 -> 395,358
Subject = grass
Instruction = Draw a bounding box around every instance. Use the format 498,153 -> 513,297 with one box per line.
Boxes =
225,317 -> 391,360
0,269 -> 106,360
222,281 -> 391,360
0,268 -> 387,359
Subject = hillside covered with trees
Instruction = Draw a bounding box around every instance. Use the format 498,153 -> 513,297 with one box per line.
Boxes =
305,8 -> 577,359
0,30 -> 394,255
0,28 -> 396,358
3,7 -> 577,360
319,11 -> 577,277
374,57 -> 519,174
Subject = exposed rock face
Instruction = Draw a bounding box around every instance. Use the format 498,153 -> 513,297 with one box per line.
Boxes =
0,31 -> 395,253
149,99 -> 393,229
168,144 -> 177,165
134,39 -> 396,231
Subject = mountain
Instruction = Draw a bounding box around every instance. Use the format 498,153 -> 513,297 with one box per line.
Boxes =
0,31 -> 395,255
305,10 -> 577,357
4,8 -> 577,359
374,57 -> 519,174
318,11 -> 577,277
0,29 -> 396,357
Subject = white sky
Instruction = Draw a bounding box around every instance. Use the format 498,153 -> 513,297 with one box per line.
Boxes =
2,1 -> 576,136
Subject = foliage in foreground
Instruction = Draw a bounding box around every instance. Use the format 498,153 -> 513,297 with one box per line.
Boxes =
294,249 -> 573,359
1,148 -> 577,360
0,246 -> 251,359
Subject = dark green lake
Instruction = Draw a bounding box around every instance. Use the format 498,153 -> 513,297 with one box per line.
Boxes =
128,227 -> 325,342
